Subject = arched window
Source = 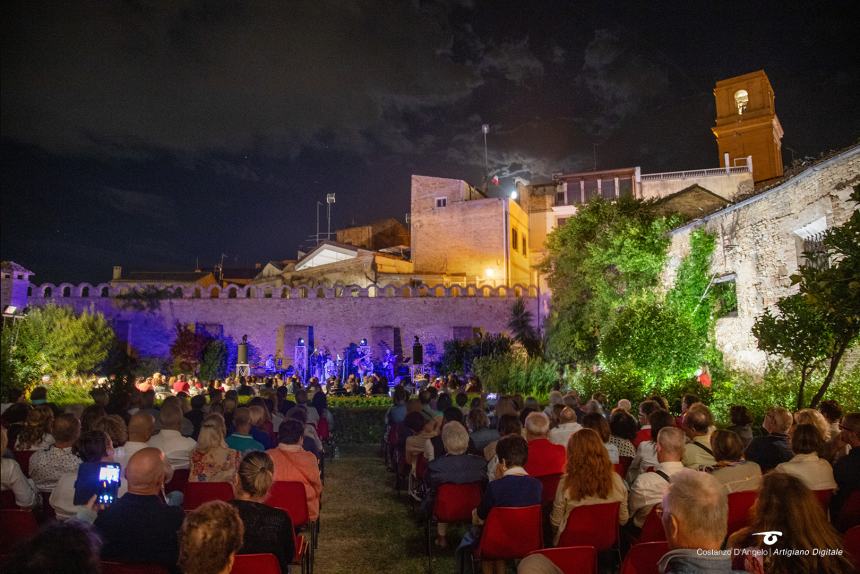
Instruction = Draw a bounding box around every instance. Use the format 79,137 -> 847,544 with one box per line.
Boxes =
62,286 -> 71,297
210,287 -> 220,298
228,288 -> 237,299
44,287 -> 53,298
173,287 -> 183,299
81,286 -> 90,297
101,286 -> 110,297
27,286 -> 33,296
246,288 -> 253,298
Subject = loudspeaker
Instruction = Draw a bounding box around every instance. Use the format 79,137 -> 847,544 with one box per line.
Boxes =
412,339 -> 423,365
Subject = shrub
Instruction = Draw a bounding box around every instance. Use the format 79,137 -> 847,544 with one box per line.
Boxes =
329,407 -> 388,444
473,355 -> 560,397
45,377 -> 96,405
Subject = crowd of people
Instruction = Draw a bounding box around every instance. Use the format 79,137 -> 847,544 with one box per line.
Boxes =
383,386 -> 859,574
1,377 -> 333,573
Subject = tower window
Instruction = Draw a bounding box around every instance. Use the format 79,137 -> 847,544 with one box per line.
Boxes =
511,228 -> 519,251
734,89 -> 749,115
435,197 -> 447,208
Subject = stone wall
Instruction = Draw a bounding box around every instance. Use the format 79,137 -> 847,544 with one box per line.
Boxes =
663,145 -> 859,372
24,282 -> 539,371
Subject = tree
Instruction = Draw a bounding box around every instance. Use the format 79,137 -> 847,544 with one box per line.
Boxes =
1,305 -> 115,399
169,324 -> 211,374
600,295 -> 704,389
508,297 -> 541,357
753,185 -> 860,407
199,339 -> 228,380
541,197 -> 678,364
752,294 -> 833,409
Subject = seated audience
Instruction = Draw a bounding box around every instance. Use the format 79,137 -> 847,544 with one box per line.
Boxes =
423,422 -> 487,548
230,451 -> 295,572
295,389 -> 320,425
581,412 -> 619,464
709,429 -> 761,493
609,408 -> 638,459
523,412 -> 566,477
14,405 -> 54,451
548,407 -> 581,447
246,404 -> 274,449
92,414 -> 128,453
675,394 -> 699,428
550,428 -> 628,545
29,412 -> 81,493
1,426 -> 36,507
627,410 -> 675,484
80,404 -> 107,434
189,414 -> 240,483
114,412 -> 156,469
4,517 -> 102,574
727,405 -> 754,448
681,403 -> 716,469
158,396 -> 195,437
485,414 -> 523,480
633,400 -> 660,448
832,412 -> 860,526
96,448 -> 185,568
658,470 -> 740,574
745,406 -> 793,473
225,407 -> 265,454
50,430 -> 127,520
147,403 -> 197,470
267,419 -> 323,521
286,406 -> 323,456
462,435 -> 542,574
185,394 -> 207,440
386,387 -> 409,426
629,426 -> 686,528
794,407 -> 837,461
426,407 -> 475,461
179,500 -> 244,574
404,411 -> 436,467
819,400 -> 847,461
774,423 -> 837,491
729,472 -> 853,574
468,408 -> 499,453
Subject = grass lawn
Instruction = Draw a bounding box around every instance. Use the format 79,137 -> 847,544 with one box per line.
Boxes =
315,444 -> 463,574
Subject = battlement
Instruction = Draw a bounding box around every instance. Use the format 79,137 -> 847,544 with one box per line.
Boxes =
26,281 -> 539,302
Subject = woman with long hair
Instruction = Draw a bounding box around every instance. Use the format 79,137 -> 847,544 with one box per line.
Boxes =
229,451 -> 295,572
189,414 -> 240,483
550,428 -> 628,545
728,473 -> 853,574
15,405 -> 54,451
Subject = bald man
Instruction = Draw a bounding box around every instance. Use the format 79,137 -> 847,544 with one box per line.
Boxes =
114,412 -> 155,470
95,448 -> 185,569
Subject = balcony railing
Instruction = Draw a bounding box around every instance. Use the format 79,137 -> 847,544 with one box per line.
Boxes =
640,164 -> 751,182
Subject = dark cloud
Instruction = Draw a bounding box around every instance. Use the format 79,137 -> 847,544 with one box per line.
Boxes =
1,1 -> 545,160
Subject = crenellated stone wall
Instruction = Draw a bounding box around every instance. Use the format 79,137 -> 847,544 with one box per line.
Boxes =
24,282 -> 540,369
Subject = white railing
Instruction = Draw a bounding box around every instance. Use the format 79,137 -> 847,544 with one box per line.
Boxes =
641,164 -> 751,182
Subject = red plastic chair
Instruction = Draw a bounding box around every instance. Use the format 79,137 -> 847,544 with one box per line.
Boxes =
844,525 -> 860,570
726,490 -> 758,536
266,480 -> 317,567
814,489 -> 834,512
537,473 -> 563,505
415,453 -> 429,481
317,417 -> 331,441
620,541 -> 670,574
637,506 -> 666,543
230,553 -> 282,574
557,501 -> 621,551
525,546 -> 597,574
164,468 -> 189,494
0,509 -> 39,554
13,451 -> 34,477
433,482 -> 483,523
836,489 -> 860,531
100,563 -> 170,574
183,481 -> 234,510
474,505 -> 543,562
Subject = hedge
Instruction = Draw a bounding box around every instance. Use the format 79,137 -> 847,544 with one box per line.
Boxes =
330,406 -> 388,444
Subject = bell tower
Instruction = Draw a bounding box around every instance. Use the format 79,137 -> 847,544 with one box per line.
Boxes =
712,70 -> 784,183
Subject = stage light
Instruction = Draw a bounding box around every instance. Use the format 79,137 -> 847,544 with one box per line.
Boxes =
360,338 -> 367,346
298,338 -> 305,346
3,306 -> 17,315
485,268 -> 495,278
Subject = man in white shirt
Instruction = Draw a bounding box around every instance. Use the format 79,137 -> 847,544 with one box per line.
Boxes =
115,412 -> 156,470
147,404 -> 196,470
682,404 -> 716,470
548,407 -> 582,447
629,426 -> 687,527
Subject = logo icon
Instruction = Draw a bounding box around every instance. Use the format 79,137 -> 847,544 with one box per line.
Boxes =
752,531 -> 783,545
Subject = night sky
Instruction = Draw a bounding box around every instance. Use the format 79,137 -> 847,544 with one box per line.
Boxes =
3,1 -> 858,283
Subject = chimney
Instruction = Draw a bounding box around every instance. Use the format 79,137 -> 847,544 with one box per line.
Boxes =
112,266 -> 122,280
255,262 -> 262,270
